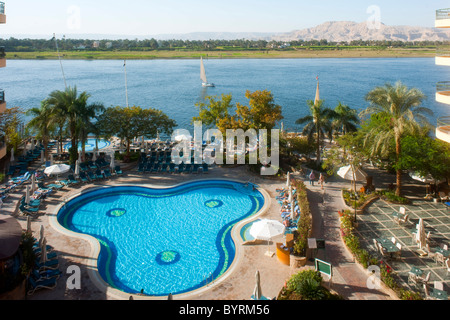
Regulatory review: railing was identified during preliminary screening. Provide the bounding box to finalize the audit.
[437,116,450,129]
[0,2,4,15]
[436,8,450,20]
[0,90,4,102]
[436,81,450,93]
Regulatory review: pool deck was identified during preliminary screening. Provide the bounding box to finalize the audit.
[1,162,406,300]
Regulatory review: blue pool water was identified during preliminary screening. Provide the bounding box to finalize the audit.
[57,180,264,296]
[64,138,111,152]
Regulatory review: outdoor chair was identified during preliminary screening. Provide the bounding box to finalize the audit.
[87,171,96,181]
[423,284,434,300]
[104,169,112,178]
[115,166,123,175]
[445,259,450,276]
[79,172,89,183]
[95,169,104,179]
[394,243,402,259]
[417,272,431,286]
[398,214,409,225]
[434,252,446,265]
[27,277,58,296]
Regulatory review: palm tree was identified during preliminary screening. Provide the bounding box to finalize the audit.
[333,102,359,136]
[26,100,55,162]
[296,99,336,165]
[77,102,104,162]
[47,86,93,163]
[360,81,433,196]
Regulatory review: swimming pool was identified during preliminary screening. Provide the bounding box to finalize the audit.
[56,180,265,296]
[64,138,111,152]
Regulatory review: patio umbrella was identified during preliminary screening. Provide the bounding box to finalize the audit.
[286,172,290,188]
[337,165,367,192]
[92,151,97,162]
[75,160,80,176]
[10,147,14,163]
[288,186,292,203]
[31,174,36,193]
[40,237,47,264]
[25,185,30,206]
[44,164,71,176]
[253,270,262,300]
[417,218,427,249]
[174,133,192,142]
[110,153,115,171]
[290,201,295,221]
[249,219,285,256]
[409,172,445,196]
[38,225,44,249]
[50,154,54,166]
[41,150,45,163]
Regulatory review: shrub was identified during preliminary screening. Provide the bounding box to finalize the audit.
[376,190,410,204]
[282,269,342,300]
[291,179,312,257]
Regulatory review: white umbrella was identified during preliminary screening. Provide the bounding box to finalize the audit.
[174,134,192,142]
[249,219,285,256]
[417,218,426,250]
[10,147,14,163]
[38,225,44,249]
[110,154,115,171]
[50,154,54,166]
[44,163,71,181]
[253,270,262,300]
[288,186,292,203]
[286,171,290,188]
[75,160,80,176]
[41,150,45,163]
[290,201,295,221]
[92,151,97,162]
[337,165,367,192]
[25,185,30,206]
[44,164,71,176]
[40,237,47,264]
[31,174,36,193]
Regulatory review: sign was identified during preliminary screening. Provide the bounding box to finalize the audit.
[315,259,332,278]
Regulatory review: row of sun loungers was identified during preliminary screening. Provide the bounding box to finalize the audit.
[138,162,209,174]
[276,187,300,234]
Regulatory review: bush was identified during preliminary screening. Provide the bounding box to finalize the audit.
[291,179,312,257]
[376,190,410,204]
[282,269,342,300]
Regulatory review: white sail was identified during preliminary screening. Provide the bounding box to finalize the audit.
[200,57,208,83]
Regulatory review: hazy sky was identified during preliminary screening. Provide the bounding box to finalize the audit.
[1,0,449,37]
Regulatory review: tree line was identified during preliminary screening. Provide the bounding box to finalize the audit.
[0,37,448,52]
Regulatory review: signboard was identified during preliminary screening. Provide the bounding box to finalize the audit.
[315,259,332,278]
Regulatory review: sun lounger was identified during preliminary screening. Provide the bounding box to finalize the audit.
[104,169,112,178]
[21,197,41,207]
[79,172,89,183]
[87,171,96,181]
[27,276,58,295]
[19,204,40,215]
[95,169,104,179]
[202,163,209,173]
[35,258,59,271]
[32,269,61,282]
[47,183,64,190]
[115,165,123,175]
[68,174,79,184]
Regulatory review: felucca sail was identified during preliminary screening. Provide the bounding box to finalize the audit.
[200,57,208,83]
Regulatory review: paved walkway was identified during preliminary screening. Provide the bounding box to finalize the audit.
[292,170,397,300]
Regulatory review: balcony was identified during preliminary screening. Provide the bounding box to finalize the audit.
[0,89,5,113]
[436,9,450,28]
[0,2,5,24]
[436,117,450,143]
[436,82,450,105]
[436,46,450,66]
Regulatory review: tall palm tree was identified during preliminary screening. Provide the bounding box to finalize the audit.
[47,86,93,163]
[333,102,359,136]
[77,102,104,162]
[296,99,336,165]
[360,81,433,196]
[26,100,55,162]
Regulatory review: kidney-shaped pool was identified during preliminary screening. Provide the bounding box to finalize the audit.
[56,180,265,296]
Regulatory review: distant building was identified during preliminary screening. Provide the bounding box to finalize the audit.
[105,42,112,49]
[93,41,100,48]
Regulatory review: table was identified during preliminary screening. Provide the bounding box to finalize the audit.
[435,247,450,258]
[376,238,400,257]
[430,288,448,300]
[408,266,423,284]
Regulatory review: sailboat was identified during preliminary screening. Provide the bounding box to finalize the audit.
[200,57,215,87]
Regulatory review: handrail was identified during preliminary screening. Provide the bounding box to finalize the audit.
[436,8,450,20]
[437,116,450,128]
[0,2,4,15]
[436,81,450,92]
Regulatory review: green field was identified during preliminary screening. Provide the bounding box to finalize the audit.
[5,47,436,60]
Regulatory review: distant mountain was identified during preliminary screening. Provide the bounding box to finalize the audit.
[5,21,450,42]
[272,21,450,42]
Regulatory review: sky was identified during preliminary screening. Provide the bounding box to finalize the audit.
[1,0,449,38]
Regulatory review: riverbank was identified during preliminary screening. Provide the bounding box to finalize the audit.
[6,48,436,60]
